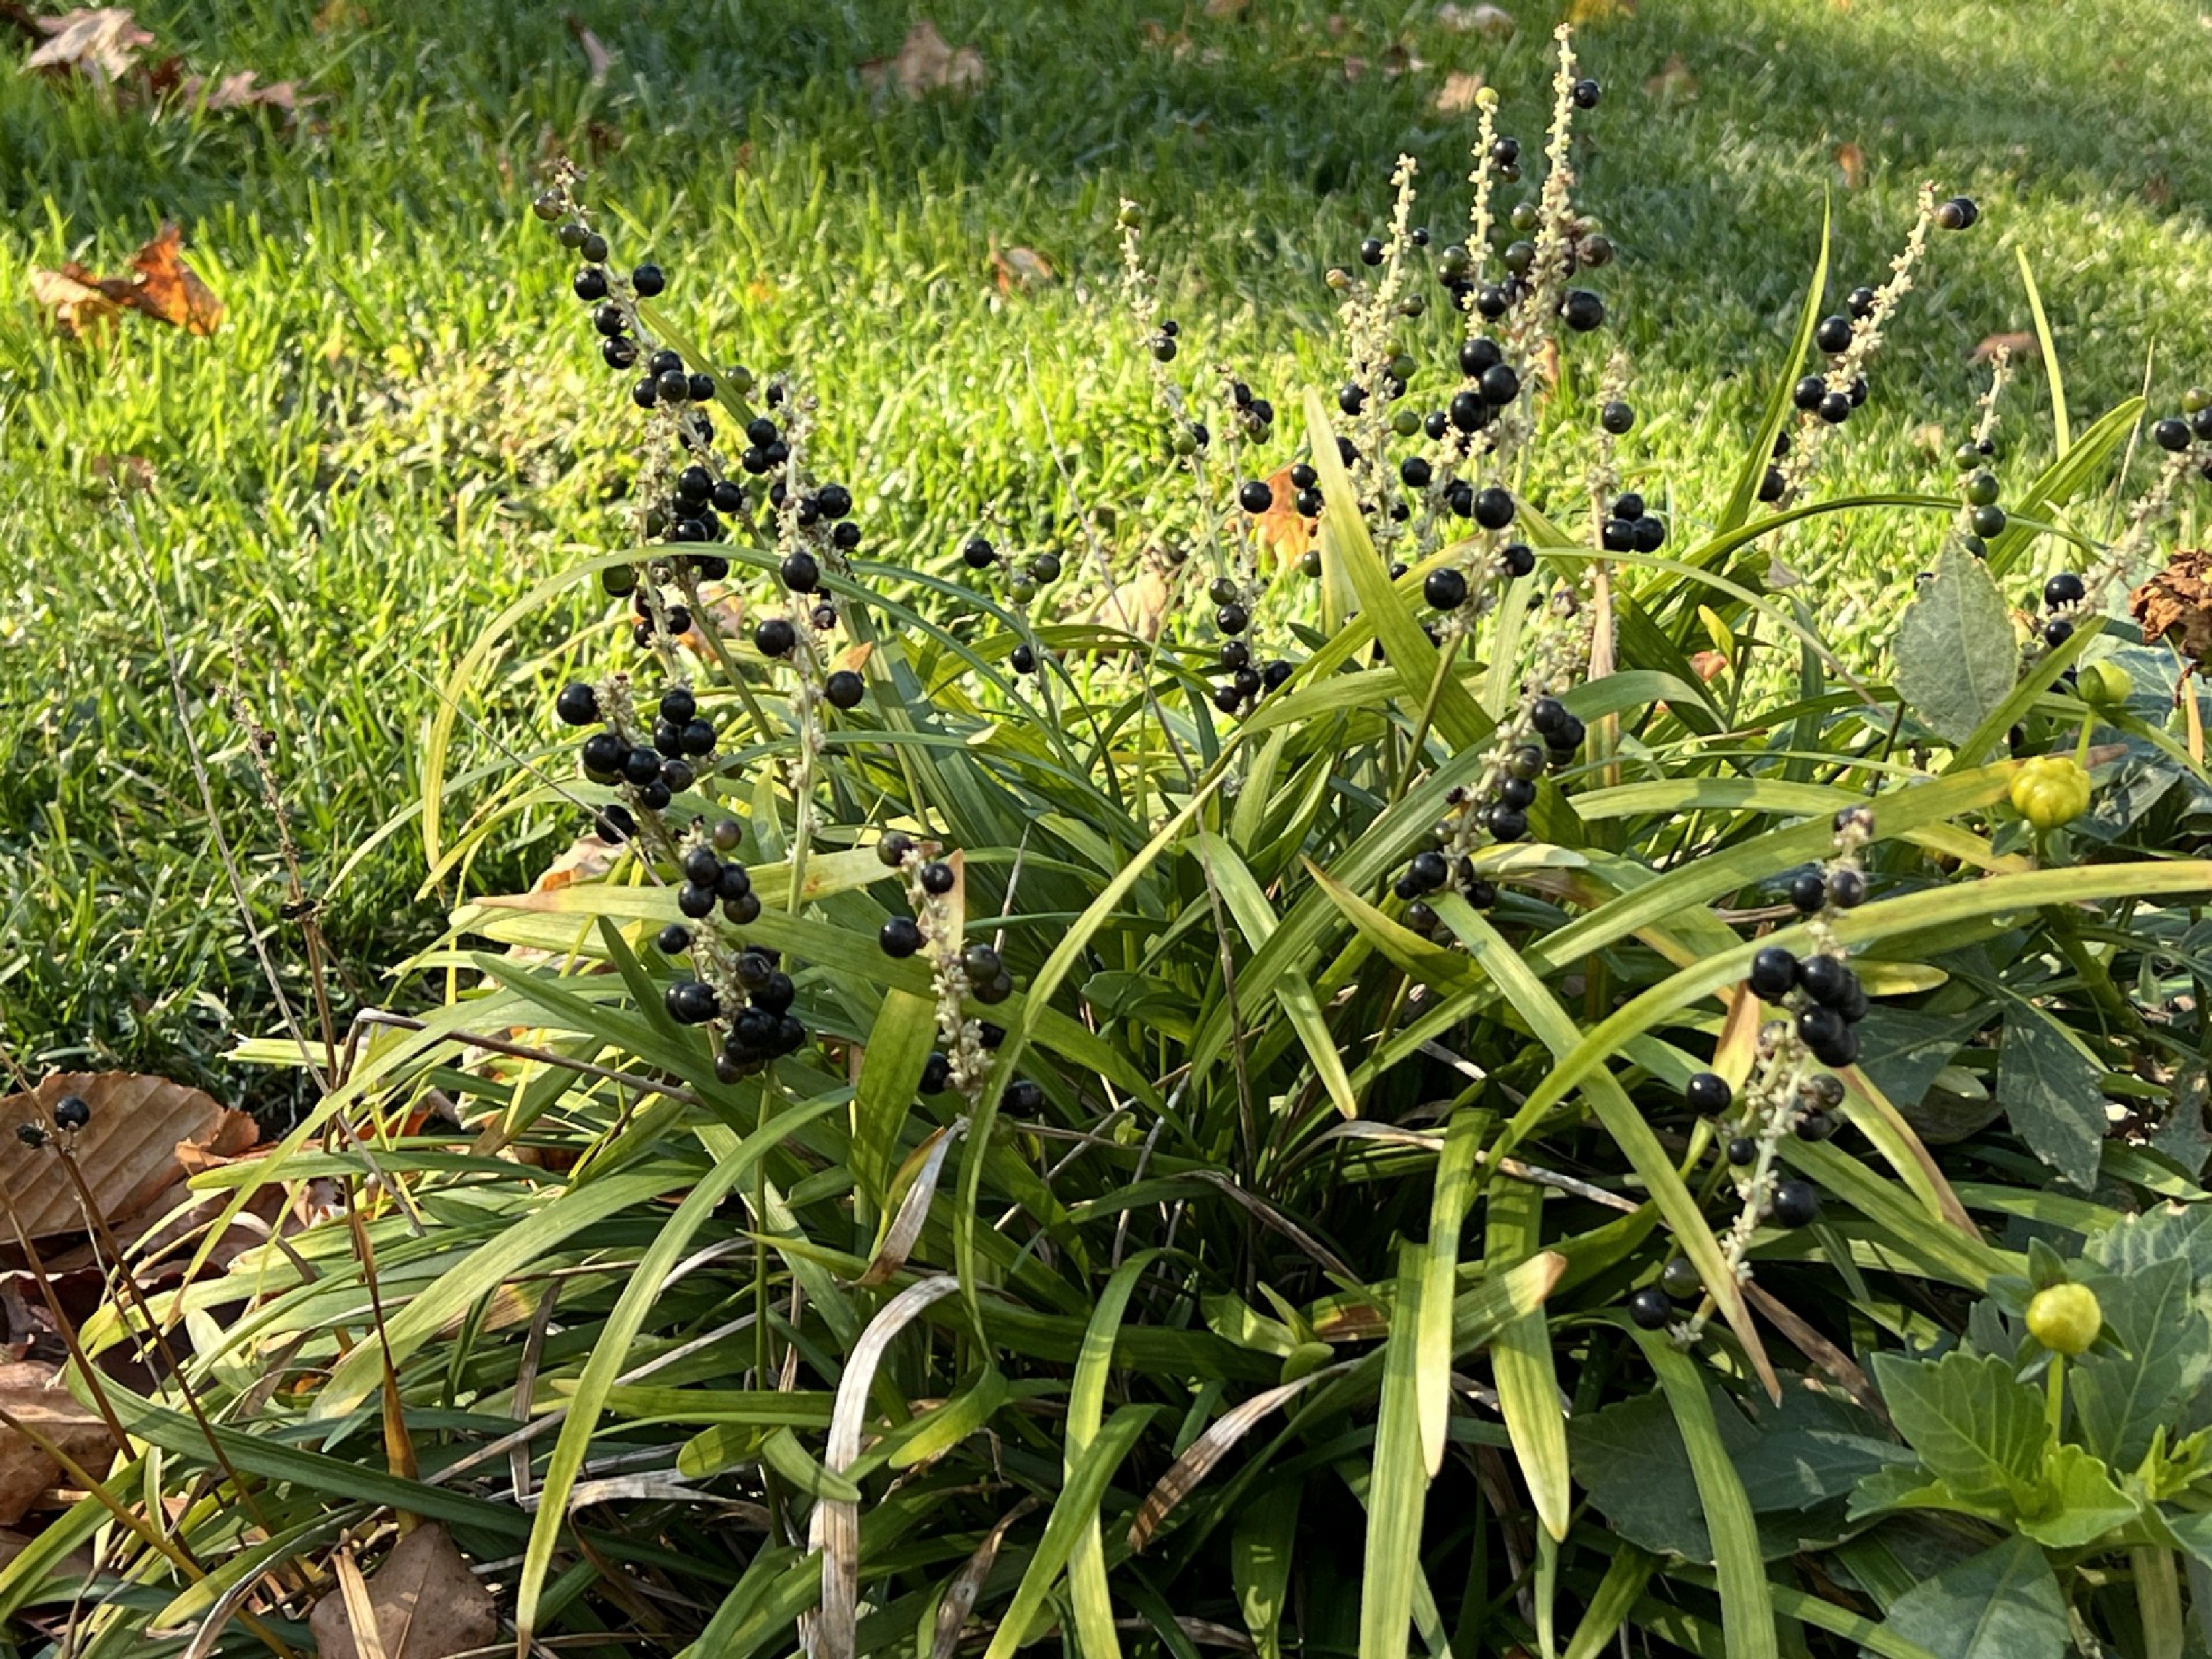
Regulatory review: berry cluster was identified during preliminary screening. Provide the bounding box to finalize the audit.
[873,831,1022,1104]
[559,676,715,826]
[1597,489,1666,555]
[959,536,1062,676]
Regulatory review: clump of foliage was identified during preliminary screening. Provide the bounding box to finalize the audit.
[15,27,2212,1659]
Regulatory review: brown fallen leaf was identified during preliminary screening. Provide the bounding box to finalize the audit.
[564,13,610,84]
[89,453,154,491]
[0,1360,117,1526]
[24,7,151,81]
[861,20,986,100]
[310,0,365,31]
[1565,0,1633,21]
[1434,69,1484,114]
[309,1524,499,1659]
[28,222,221,338]
[0,1072,257,1241]
[1250,466,1317,566]
[171,67,313,113]
[1969,330,2035,364]
[1202,0,1246,16]
[987,240,1054,296]
[1832,141,1866,191]
[1689,649,1728,682]
[2131,550,2212,669]
[1645,52,1695,101]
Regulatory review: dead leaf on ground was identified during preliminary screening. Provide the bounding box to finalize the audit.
[564,13,610,84]
[530,835,622,895]
[23,7,151,81]
[0,1072,257,1241]
[1645,52,1695,101]
[2131,550,2212,668]
[89,453,154,491]
[0,1360,118,1526]
[988,240,1055,295]
[1832,141,1866,191]
[1565,0,1633,21]
[1969,330,2035,364]
[310,0,365,31]
[1434,69,1484,113]
[1250,467,1317,566]
[861,20,986,100]
[171,67,314,113]
[1910,422,1948,456]
[1202,0,1246,16]
[29,223,221,338]
[1437,3,1514,36]
[309,1524,499,1659]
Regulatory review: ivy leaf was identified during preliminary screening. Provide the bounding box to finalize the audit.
[1997,1006,2107,1191]
[2072,1256,2212,1471]
[1875,1536,2067,1659]
[2018,1443,2138,1548]
[1893,544,2020,745]
[1870,1351,2047,1514]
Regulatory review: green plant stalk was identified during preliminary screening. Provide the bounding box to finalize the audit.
[2133,1546,2183,1659]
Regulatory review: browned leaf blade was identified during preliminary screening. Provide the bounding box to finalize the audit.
[861,20,986,99]
[308,1524,498,1659]
[27,264,122,337]
[0,1071,258,1240]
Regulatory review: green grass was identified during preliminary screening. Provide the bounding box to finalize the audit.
[4,0,2210,1110]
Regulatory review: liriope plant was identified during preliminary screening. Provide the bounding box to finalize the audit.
[24,29,2212,1659]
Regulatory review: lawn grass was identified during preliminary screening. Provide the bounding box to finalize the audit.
[3,0,2209,1111]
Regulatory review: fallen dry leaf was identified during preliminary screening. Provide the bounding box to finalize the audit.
[309,1524,499,1659]
[1434,68,1484,114]
[1250,466,1317,566]
[171,67,313,113]
[530,835,622,895]
[2132,550,2212,668]
[565,13,610,83]
[24,7,151,81]
[29,222,221,339]
[1645,52,1695,101]
[988,240,1055,296]
[861,20,986,100]
[1832,141,1866,191]
[1202,0,1246,16]
[1565,0,1633,20]
[1690,649,1728,682]
[1437,2,1514,36]
[0,1360,117,1525]
[89,453,154,491]
[1969,330,2036,364]
[1910,422,1949,456]
[0,1072,257,1241]
[310,0,365,31]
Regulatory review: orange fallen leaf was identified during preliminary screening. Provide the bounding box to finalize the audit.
[1832,141,1866,191]
[861,20,986,100]
[29,222,221,338]
[988,240,1055,295]
[0,1071,258,1241]
[1251,467,1317,566]
[23,7,151,81]
[1434,69,1484,114]
[1969,331,2035,363]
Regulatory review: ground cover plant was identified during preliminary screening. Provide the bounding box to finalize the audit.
[8,5,2212,1659]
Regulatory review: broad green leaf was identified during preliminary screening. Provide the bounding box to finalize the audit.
[1870,1351,2047,1514]
[1233,1484,1300,1659]
[852,988,937,1207]
[1874,1537,2067,1659]
[2019,1442,2138,1548]
[1893,544,2018,745]
[1998,1004,2108,1191]
[1630,1331,1776,1659]
[2073,1255,2212,1471]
